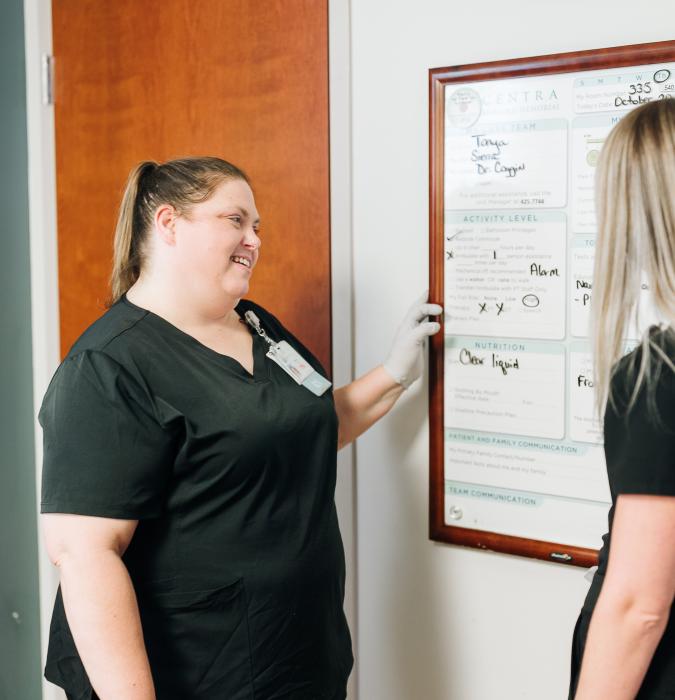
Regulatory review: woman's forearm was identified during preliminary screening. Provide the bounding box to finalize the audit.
[574,593,669,699]
[334,365,405,449]
[58,549,155,699]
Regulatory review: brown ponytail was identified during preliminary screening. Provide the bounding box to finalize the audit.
[110,161,157,304]
[108,156,250,305]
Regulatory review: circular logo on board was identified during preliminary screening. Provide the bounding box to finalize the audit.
[586,149,600,167]
[447,87,482,129]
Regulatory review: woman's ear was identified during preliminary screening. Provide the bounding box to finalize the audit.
[154,204,177,246]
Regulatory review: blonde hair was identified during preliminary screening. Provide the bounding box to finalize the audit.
[592,99,675,417]
[109,156,250,304]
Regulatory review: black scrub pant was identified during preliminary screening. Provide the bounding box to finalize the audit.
[568,612,585,699]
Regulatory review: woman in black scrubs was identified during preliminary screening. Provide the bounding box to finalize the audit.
[569,100,675,698]
[39,157,442,700]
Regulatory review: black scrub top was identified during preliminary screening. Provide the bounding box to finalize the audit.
[39,295,353,700]
[569,328,675,699]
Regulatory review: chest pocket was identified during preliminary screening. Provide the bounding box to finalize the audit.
[138,578,254,700]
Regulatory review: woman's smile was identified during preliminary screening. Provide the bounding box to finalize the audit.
[230,254,252,269]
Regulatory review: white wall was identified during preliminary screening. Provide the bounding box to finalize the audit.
[349,3,674,699]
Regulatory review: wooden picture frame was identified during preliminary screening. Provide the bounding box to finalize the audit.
[429,40,675,567]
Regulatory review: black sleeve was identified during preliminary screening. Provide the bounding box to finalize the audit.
[603,358,675,497]
[39,350,176,519]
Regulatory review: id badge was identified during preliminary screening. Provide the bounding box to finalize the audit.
[266,341,332,396]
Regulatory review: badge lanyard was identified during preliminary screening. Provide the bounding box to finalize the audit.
[243,311,332,396]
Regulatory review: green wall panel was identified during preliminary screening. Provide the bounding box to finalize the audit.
[0,0,43,697]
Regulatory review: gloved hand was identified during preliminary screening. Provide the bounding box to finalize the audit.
[382,290,443,389]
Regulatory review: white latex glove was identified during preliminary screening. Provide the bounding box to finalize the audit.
[382,290,443,389]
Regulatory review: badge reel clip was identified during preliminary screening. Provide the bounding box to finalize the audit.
[243,311,332,396]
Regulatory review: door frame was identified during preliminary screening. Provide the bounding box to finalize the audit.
[327,1,358,697]
[24,0,61,697]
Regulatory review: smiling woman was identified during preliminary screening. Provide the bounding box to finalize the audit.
[38,155,442,700]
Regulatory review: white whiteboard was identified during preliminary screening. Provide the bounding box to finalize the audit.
[430,47,675,562]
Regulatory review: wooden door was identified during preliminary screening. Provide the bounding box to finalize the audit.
[52,0,331,372]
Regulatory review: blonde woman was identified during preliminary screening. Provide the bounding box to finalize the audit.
[39,157,442,699]
[569,99,675,699]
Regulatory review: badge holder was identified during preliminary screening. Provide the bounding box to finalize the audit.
[243,311,332,396]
